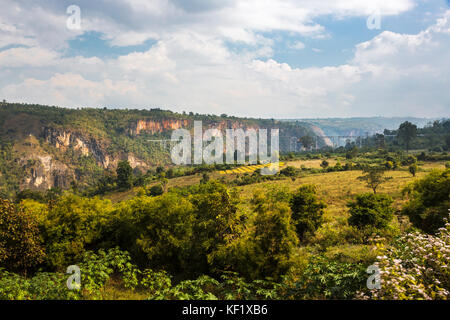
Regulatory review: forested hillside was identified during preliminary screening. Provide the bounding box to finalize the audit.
[0,102,321,198]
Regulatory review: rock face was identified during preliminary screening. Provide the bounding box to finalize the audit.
[42,127,112,168]
[22,155,72,190]
[130,119,264,135]
[131,119,190,135]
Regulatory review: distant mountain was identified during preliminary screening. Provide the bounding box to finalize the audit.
[281,117,439,138]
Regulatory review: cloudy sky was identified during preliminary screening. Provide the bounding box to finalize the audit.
[0,0,449,118]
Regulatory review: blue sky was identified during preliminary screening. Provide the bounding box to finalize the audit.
[0,0,449,118]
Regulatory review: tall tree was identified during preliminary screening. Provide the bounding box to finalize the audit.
[289,185,327,240]
[117,160,133,190]
[397,121,417,153]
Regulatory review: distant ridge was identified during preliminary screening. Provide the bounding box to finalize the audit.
[280,117,441,138]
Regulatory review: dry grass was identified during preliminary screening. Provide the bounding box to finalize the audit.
[237,161,444,221]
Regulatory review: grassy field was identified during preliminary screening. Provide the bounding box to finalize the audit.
[106,159,446,211]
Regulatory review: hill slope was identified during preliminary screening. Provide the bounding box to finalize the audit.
[0,102,323,197]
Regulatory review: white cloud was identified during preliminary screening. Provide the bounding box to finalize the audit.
[289,41,306,50]
[0,0,416,49]
[0,47,58,68]
[0,1,448,118]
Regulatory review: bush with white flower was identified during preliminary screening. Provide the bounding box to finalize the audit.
[357,217,449,300]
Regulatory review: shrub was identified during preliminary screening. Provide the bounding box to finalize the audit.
[320,160,329,169]
[78,248,139,298]
[148,184,164,197]
[347,193,395,230]
[384,161,394,170]
[0,269,80,300]
[289,185,327,240]
[251,196,299,280]
[357,219,450,300]
[289,255,366,299]
[212,187,298,281]
[402,169,450,234]
[280,166,298,177]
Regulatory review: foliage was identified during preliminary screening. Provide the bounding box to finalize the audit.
[289,255,366,299]
[289,185,327,240]
[135,193,195,274]
[397,121,417,153]
[251,195,299,280]
[116,160,133,190]
[409,163,418,177]
[189,181,241,275]
[347,193,395,230]
[357,219,450,300]
[0,199,45,274]
[320,160,329,169]
[402,169,450,234]
[41,194,113,270]
[78,248,139,298]
[358,166,392,194]
[280,166,298,177]
[0,269,80,300]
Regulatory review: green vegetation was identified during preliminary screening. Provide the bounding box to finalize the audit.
[397,121,417,153]
[1,162,448,300]
[402,169,450,234]
[289,185,326,240]
[116,161,133,190]
[347,193,395,230]
[0,199,45,274]
[358,166,392,194]
[0,104,449,300]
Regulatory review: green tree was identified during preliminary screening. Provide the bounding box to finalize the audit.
[42,195,113,270]
[397,121,417,153]
[409,163,418,177]
[299,135,315,151]
[161,178,169,191]
[0,198,45,274]
[116,161,133,190]
[402,169,450,234]
[135,193,195,274]
[347,193,395,230]
[189,182,240,275]
[358,166,392,194]
[320,160,329,169]
[244,189,299,279]
[166,168,175,179]
[346,146,359,160]
[289,185,327,240]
